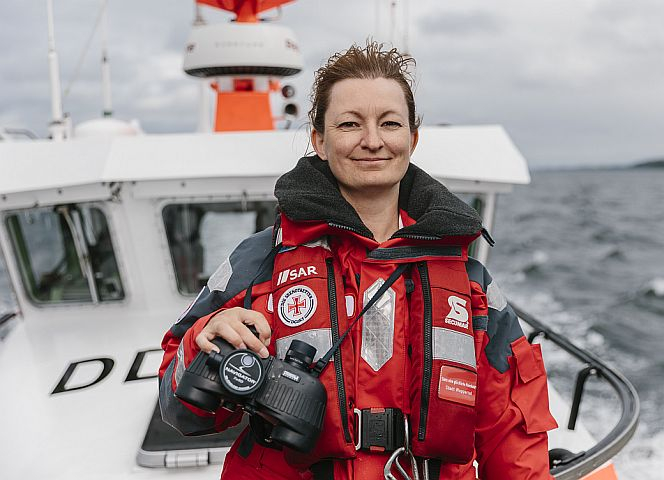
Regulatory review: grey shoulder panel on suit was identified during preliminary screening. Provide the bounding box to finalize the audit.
[169,227,274,338]
[466,257,523,373]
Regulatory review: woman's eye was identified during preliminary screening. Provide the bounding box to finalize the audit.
[382,121,403,128]
[338,121,359,128]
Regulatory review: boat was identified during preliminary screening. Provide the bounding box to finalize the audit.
[0,1,638,478]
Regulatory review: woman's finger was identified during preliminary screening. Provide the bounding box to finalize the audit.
[236,309,272,346]
[195,330,219,354]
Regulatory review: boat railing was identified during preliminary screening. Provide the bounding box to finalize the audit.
[511,303,640,479]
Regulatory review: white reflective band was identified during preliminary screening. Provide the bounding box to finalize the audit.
[486,280,507,311]
[345,295,355,317]
[432,327,476,369]
[267,293,274,313]
[208,257,233,292]
[275,328,333,363]
[361,278,396,372]
[175,342,186,386]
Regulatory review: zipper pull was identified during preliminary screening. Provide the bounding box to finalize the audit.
[481,228,495,247]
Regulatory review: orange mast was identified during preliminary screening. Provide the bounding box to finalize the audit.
[192,0,298,132]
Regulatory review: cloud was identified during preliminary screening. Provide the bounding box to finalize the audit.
[1,0,662,166]
[418,10,503,36]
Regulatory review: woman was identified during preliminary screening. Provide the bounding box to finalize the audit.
[159,42,557,480]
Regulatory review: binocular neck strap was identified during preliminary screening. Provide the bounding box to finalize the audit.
[313,262,410,377]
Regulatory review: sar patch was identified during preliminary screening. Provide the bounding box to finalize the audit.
[276,265,318,286]
[278,285,317,327]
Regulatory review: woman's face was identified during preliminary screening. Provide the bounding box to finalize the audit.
[312,77,418,199]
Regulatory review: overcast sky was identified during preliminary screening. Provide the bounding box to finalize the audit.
[1,0,663,168]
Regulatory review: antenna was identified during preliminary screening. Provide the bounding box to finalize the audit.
[193,3,211,132]
[46,0,67,141]
[100,0,112,117]
[403,0,409,54]
[390,0,397,47]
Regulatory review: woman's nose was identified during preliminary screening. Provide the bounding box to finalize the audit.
[360,125,384,150]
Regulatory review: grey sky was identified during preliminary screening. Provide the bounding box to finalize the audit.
[1,0,662,168]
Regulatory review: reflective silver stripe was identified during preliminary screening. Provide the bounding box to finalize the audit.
[276,328,333,363]
[361,278,396,372]
[207,256,233,292]
[432,327,476,369]
[486,279,507,311]
[175,342,185,386]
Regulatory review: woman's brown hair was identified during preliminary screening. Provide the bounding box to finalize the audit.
[309,41,421,133]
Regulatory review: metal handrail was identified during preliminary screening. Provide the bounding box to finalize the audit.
[511,303,640,480]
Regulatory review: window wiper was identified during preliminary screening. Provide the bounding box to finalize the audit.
[57,205,100,303]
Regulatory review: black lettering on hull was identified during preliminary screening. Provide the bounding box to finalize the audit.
[124,348,161,382]
[51,358,115,395]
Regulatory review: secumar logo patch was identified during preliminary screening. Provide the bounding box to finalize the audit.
[278,285,317,327]
[444,295,469,329]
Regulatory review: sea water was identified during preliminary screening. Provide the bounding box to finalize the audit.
[1,168,662,477]
[490,168,664,478]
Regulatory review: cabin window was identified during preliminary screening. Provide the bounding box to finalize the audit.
[162,201,277,295]
[5,204,124,304]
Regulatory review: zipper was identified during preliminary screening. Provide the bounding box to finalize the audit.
[326,258,352,443]
[327,222,368,237]
[417,261,433,441]
[393,233,441,241]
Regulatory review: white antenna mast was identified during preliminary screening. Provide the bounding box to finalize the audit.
[101,0,113,117]
[390,0,397,47]
[375,0,381,39]
[403,0,409,54]
[46,0,67,141]
[194,3,211,133]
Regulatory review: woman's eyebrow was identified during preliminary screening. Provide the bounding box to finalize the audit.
[336,109,404,119]
[336,110,362,118]
[378,110,405,119]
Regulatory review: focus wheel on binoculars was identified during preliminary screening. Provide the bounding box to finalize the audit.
[219,349,264,396]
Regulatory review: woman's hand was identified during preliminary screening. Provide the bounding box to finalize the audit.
[195,307,272,358]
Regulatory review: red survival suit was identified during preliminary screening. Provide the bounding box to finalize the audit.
[159,156,557,479]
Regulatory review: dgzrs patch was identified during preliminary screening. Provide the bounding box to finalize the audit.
[278,285,318,327]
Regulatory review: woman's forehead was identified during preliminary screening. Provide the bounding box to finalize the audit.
[326,78,409,116]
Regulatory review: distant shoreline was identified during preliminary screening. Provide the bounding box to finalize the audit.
[632,159,664,169]
[531,159,664,173]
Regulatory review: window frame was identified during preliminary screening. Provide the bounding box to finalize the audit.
[2,202,127,308]
[159,197,278,297]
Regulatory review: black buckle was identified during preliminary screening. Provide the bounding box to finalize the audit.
[354,407,405,452]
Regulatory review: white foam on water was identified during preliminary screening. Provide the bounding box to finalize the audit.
[532,250,550,265]
[614,426,664,479]
[645,277,664,297]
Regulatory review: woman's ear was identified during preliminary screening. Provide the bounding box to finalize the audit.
[410,129,419,155]
[311,129,327,160]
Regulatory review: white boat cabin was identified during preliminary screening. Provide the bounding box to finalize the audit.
[0,126,530,478]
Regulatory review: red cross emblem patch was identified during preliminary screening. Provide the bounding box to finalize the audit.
[278,285,317,327]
